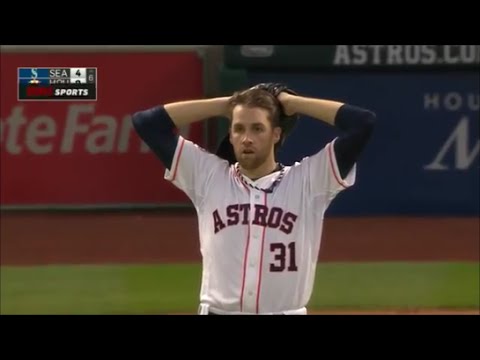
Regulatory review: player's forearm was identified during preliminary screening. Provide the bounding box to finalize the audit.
[287,96,345,126]
[164,97,231,128]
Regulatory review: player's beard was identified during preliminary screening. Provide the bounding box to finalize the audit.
[235,144,272,171]
[237,153,265,170]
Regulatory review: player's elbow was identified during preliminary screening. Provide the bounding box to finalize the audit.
[362,109,376,131]
[351,108,376,139]
[335,104,376,133]
[351,106,376,131]
[132,107,155,137]
[131,105,177,141]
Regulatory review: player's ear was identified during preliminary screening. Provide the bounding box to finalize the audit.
[228,125,234,144]
[273,126,282,144]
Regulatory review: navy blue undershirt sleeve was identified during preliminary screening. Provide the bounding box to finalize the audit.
[131,105,178,170]
[332,104,376,179]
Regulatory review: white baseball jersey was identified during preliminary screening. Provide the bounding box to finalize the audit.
[165,136,356,314]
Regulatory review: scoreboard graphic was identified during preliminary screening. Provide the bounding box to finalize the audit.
[18,67,97,101]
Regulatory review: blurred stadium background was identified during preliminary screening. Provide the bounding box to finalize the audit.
[1,45,479,314]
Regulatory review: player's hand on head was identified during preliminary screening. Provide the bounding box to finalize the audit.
[277,92,296,116]
[250,82,299,117]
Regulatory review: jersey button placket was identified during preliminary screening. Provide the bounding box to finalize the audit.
[241,190,260,312]
[246,190,264,312]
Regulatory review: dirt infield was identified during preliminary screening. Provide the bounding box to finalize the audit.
[1,212,478,265]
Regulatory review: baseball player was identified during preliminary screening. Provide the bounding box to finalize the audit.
[132,83,376,315]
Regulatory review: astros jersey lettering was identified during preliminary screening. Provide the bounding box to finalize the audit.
[165,136,356,314]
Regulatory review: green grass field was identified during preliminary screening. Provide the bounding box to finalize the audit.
[1,262,478,314]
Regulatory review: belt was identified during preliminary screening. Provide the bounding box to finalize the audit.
[199,304,307,315]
